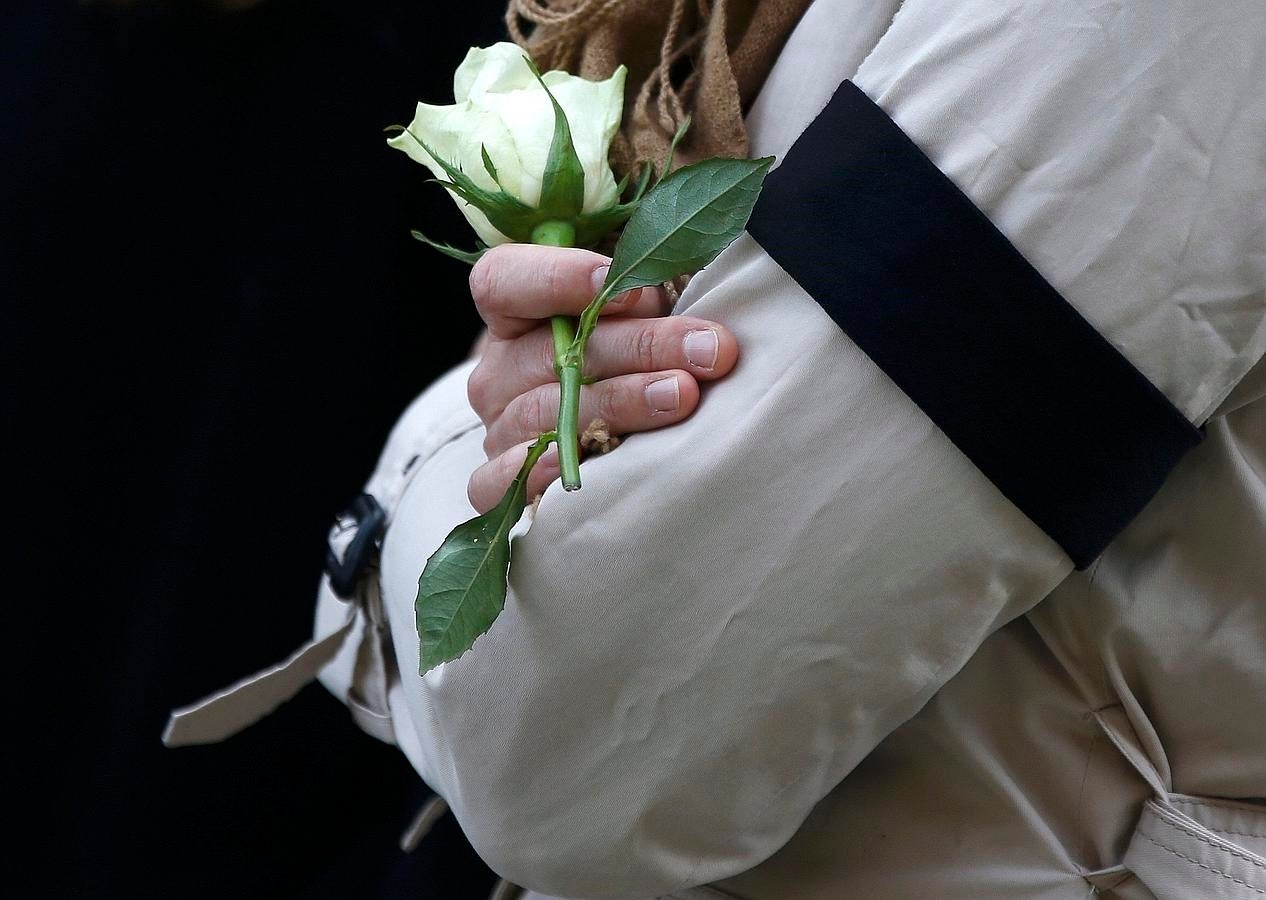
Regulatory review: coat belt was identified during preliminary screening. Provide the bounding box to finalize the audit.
[162,511,396,748]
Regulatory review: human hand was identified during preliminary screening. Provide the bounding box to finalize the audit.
[465,244,740,513]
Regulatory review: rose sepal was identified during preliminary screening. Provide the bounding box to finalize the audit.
[410,230,488,265]
[524,58,586,223]
[395,126,549,243]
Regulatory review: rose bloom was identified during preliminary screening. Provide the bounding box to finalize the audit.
[389,43,626,246]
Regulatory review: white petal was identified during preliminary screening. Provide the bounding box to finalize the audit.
[545,65,626,213]
[473,64,626,213]
[387,101,518,246]
[456,203,512,248]
[454,43,538,103]
[472,87,554,208]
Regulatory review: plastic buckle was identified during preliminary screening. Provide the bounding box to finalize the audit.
[325,493,387,600]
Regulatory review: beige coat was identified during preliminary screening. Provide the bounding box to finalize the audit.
[167,0,1266,896]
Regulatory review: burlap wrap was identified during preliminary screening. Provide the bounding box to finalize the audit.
[506,0,813,178]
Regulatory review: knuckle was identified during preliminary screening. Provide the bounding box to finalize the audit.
[596,381,623,423]
[538,329,559,376]
[518,388,548,435]
[632,324,659,371]
[544,255,565,307]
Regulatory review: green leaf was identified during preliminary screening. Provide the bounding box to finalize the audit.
[410,230,487,265]
[525,57,586,220]
[414,433,555,673]
[599,155,774,299]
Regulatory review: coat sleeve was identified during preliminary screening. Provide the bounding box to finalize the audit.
[373,1,1266,896]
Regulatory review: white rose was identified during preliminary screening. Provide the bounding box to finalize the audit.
[388,43,627,247]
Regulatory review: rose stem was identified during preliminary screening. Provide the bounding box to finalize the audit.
[530,220,583,491]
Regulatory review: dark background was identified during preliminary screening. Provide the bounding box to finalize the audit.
[4,0,507,896]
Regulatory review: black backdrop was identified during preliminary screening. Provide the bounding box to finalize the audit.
[4,1,509,896]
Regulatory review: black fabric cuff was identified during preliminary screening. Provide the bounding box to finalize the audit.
[745,80,1203,569]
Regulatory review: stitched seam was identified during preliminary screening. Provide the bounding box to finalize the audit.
[1154,815,1266,869]
[1084,555,1122,718]
[1174,797,1266,822]
[1174,798,1266,812]
[1169,800,1266,837]
[399,410,481,480]
[1137,831,1266,894]
[1073,718,1102,870]
[386,417,483,516]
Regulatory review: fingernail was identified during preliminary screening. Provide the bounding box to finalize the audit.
[608,286,642,308]
[683,329,719,370]
[591,265,610,294]
[645,375,680,412]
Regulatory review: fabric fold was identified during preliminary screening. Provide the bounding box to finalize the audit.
[162,608,357,747]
